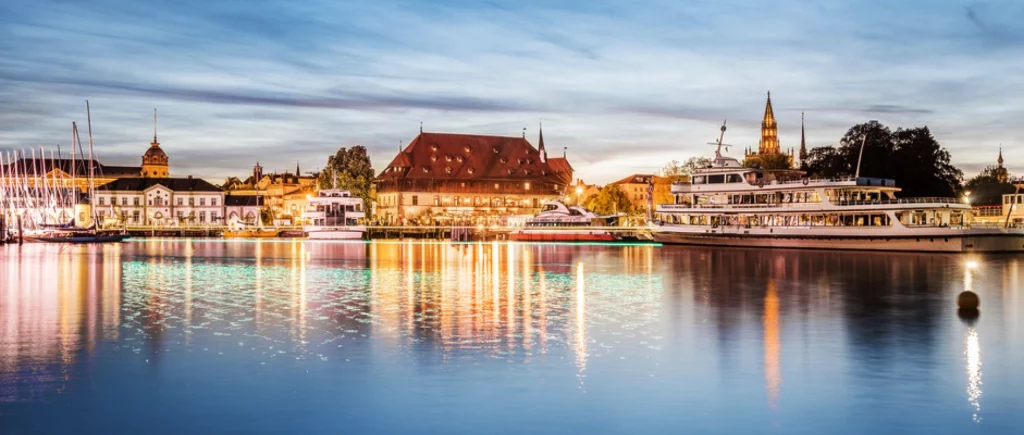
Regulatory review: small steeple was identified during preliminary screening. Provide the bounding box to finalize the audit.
[998,145,1004,167]
[420,122,423,134]
[152,108,159,146]
[538,121,547,163]
[799,112,808,163]
[296,160,300,176]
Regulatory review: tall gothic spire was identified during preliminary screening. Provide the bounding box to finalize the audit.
[759,91,780,155]
[538,121,547,163]
[799,112,808,163]
[998,145,1004,167]
[296,160,300,175]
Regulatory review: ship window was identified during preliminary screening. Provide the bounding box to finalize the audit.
[708,174,725,184]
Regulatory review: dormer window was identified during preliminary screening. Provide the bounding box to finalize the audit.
[492,146,500,154]
[464,145,472,153]
[517,158,524,165]
[445,155,453,162]
[456,156,464,163]
[422,166,430,173]
[431,144,439,151]
[468,168,475,174]
[500,157,508,164]
[507,168,515,175]
[431,155,438,162]
[445,166,453,175]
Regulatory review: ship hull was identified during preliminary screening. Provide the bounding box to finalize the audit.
[305,226,366,240]
[509,230,617,243]
[651,226,1024,252]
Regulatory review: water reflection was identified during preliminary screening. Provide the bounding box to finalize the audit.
[1,241,1022,434]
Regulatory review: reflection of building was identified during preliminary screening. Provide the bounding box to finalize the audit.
[743,92,795,169]
[374,128,573,221]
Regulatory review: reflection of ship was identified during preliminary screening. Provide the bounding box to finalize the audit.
[510,201,621,242]
[652,122,1024,252]
[302,190,366,240]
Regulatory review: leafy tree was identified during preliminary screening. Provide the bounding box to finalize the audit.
[584,184,634,216]
[663,156,712,176]
[801,121,962,197]
[742,153,793,170]
[318,145,376,212]
[964,166,1016,206]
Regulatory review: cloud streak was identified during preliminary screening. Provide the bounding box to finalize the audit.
[1,0,1023,182]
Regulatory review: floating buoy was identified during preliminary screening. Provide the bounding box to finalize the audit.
[957,291,980,310]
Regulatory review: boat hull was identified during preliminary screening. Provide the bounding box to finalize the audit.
[651,225,1024,252]
[25,233,131,244]
[223,229,281,238]
[305,226,366,240]
[509,230,617,243]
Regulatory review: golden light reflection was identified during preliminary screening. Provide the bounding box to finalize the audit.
[0,245,123,402]
[965,327,982,422]
[574,261,587,390]
[764,280,781,409]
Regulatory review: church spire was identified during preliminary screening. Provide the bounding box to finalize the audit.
[538,121,547,163]
[296,160,300,175]
[152,108,159,145]
[998,145,1004,167]
[759,91,779,155]
[799,112,807,163]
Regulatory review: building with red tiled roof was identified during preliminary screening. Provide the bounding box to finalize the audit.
[374,128,573,221]
[609,174,656,213]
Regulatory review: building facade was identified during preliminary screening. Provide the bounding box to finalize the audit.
[374,129,573,222]
[95,177,225,226]
[222,162,317,223]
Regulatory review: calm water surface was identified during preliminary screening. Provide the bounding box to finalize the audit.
[1,240,1023,434]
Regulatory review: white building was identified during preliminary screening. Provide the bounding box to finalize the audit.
[94,176,226,226]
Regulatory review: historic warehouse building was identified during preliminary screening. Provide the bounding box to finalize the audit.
[374,128,573,222]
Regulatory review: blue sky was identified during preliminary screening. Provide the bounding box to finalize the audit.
[2,0,1023,184]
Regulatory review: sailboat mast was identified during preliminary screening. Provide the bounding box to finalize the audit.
[86,100,97,227]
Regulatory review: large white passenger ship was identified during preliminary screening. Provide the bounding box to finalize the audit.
[652,129,1024,252]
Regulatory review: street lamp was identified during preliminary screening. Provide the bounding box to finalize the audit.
[963,190,972,205]
[576,186,583,205]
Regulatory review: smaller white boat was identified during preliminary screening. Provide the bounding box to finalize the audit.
[510,200,621,242]
[302,190,366,240]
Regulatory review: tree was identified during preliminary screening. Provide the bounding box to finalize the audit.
[584,184,634,216]
[742,153,793,170]
[801,122,962,197]
[964,166,1016,206]
[318,145,376,212]
[663,156,712,176]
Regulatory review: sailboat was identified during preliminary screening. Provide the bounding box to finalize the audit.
[23,101,130,243]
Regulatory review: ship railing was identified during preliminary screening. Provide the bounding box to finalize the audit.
[832,197,967,206]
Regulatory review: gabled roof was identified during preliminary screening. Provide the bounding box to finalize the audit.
[97,177,222,192]
[610,174,655,185]
[376,132,571,182]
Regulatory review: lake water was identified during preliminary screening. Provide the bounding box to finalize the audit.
[1,240,1022,434]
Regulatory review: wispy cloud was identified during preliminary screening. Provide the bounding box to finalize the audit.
[1,0,1023,182]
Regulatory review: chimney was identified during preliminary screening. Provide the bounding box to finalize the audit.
[188,175,193,180]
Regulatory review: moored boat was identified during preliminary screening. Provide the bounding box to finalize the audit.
[510,200,620,242]
[302,189,366,240]
[651,124,1024,252]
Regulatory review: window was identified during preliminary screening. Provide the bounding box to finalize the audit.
[189,198,195,206]
[210,212,218,221]
[122,197,127,206]
[133,198,139,206]
[494,183,499,190]
[132,211,140,222]
[98,197,104,206]
[177,211,184,220]
[412,195,418,206]
[199,211,206,223]
[211,198,217,206]
[177,198,183,206]
[200,198,206,206]
[148,199,152,206]
[524,182,530,190]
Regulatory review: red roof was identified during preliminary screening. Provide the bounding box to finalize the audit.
[376,132,572,182]
[610,174,655,185]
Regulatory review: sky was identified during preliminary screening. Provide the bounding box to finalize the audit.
[1,0,1023,185]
